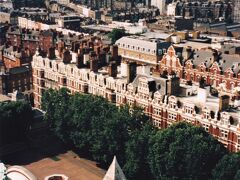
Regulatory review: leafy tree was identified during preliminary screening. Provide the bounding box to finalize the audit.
[148,122,228,180]
[123,123,157,180]
[0,101,33,145]
[108,28,126,44]
[212,153,240,180]
[42,88,234,180]
[42,88,71,142]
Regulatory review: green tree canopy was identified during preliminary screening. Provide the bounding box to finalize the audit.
[41,89,152,168]
[0,101,33,146]
[148,122,228,180]
[123,123,157,180]
[108,28,126,44]
[212,152,240,180]
[42,89,233,180]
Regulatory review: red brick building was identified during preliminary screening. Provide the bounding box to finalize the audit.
[158,45,240,97]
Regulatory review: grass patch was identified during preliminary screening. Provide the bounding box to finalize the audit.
[50,156,60,161]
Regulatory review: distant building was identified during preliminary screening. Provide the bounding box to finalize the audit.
[18,17,58,30]
[116,36,171,66]
[233,0,240,23]
[57,15,81,29]
[151,0,166,15]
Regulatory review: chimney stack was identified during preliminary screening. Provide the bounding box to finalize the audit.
[108,61,117,77]
[62,49,72,64]
[76,51,84,68]
[48,47,56,59]
[57,41,65,58]
[13,46,17,51]
[90,51,98,72]
[110,45,118,59]
[122,61,137,83]
[219,95,230,111]
[211,50,219,63]
[182,46,192,60]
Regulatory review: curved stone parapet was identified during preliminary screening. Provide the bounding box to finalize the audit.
[7,165,37,180]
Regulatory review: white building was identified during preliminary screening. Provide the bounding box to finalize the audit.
[167,3,177,16]
[18,17,59,30]
[151,0,166,15]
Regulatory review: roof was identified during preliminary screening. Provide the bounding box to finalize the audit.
[103,156,127,180]
[191,50,214,68]
[116,36,158,51]
[9,66,29,74]
[142,32,172,40]
[219,54,240,73]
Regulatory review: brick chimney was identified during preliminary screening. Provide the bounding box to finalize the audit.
[76,50,84,68]
[72,42,80,53]
[62,49,72,64]
[94,46,101,55]
[108,61,117,77]
[57,41,65,58]
[110,45,118,59]
[48,47,55,59]
[90,51,98,72]
[219,95,230,111]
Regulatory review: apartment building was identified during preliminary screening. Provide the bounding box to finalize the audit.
[0,46,32,100]
[157,45,240,98]
[116,36,171,66]
[32,42,240,152]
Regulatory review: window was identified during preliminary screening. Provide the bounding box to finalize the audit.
[238,136,240,144]
[220,130,228,140]
[185,106,193,114]
[153,108,161,116]
[168,113,177,121]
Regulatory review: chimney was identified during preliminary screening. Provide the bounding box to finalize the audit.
[182,46,192,60]
[211,50,218,63]
[57,41,65,58]
[192,31,200,39]
[94,46,101,55]
[219,95,230,111]
[110,45,118,59]
[90,51,98,72]
[62,49,72,64]
[87,41,94,48]
[13,46,17,51]
[125,62,137,83]
[90,59,98,72]
[108,61,117,77]
[72,42,80,53]
[76,53,84,68]
[48,47,55,59]
[167,76,180,96]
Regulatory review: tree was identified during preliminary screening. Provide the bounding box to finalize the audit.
[148,122,228,180]
[108,28,126,44]
[42,88,71,142]
[0,101,33,145]
[212,153,240,180]
[123,123,157,180]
